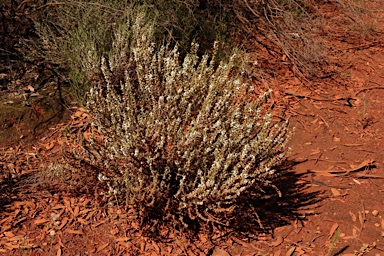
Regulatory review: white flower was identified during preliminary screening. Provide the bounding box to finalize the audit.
[50,213,59,221]
[98,173,109,182]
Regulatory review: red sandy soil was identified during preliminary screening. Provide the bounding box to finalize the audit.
[1,1,384,255]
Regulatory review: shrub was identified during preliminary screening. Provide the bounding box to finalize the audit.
[68,10,290,232]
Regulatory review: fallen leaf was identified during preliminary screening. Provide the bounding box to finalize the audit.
[349,211,357,222]
[3,232,15,237]
[310,149,321,155]
[353,179,361,185]
[152,241,160,252]
[85,211,96,220]
[88,247,96,253]
[8,236,26,241]
[231,237,249,247]
[115,237,131,242]
[274,250,282,256]
[5,243,21,249]
[0,217,10,225]
[358,211,364,225]
[328,223,339,239]
[57,217,68,230]
[131,221,140,229]
[73,206,80,217]
[78,209,92,216]
[110,227,119,235]
[96,243,109,253]
[350,159,374,170]
[34,218,49,225]
[342,236,357,240]
[333,136,341,142]
[83,131,92,141]
[313,102,323,109]
[92,220,105,228]
[140,241,145,251]
[77,218,88,225]
[212,247,230,256]
[72,108,87,118]
[286,246,296,256]
[119,242,131,248]
[352,226,359,237]
[21,243,38,249]
[1,225,11,232]
[310,118,318,124]
[65,229,84,235]
[270,236,283,247]
[63,198,71,211]
[331,188,340,197]
[27,85,35,92]
[45,142,55,150]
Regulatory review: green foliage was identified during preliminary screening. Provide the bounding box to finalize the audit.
[67,11,290,231]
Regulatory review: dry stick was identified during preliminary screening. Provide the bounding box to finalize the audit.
[317,114,329,128]
[309,174,351,189]
[355,86,384,96]
[355,173,384,179]
[285,91,355,103]
[358,200,366,239]
[314,150,324,165]
[307,158,347,164]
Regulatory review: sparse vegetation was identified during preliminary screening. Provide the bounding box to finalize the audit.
[21,0,373,236]
[2,0,383,253]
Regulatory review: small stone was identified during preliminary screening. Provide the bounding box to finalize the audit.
[372,210,379,216]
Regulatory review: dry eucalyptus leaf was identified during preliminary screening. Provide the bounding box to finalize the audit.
[328,223,339,240]
[270,236,284,247]
[349,210,357,222]
[331,188,341,197]
[286,246,296,256]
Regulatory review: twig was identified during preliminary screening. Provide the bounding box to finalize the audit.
[318,115,329,128]
[358,200,366,239]
[355,86,384,96]
[309,174,351,189]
